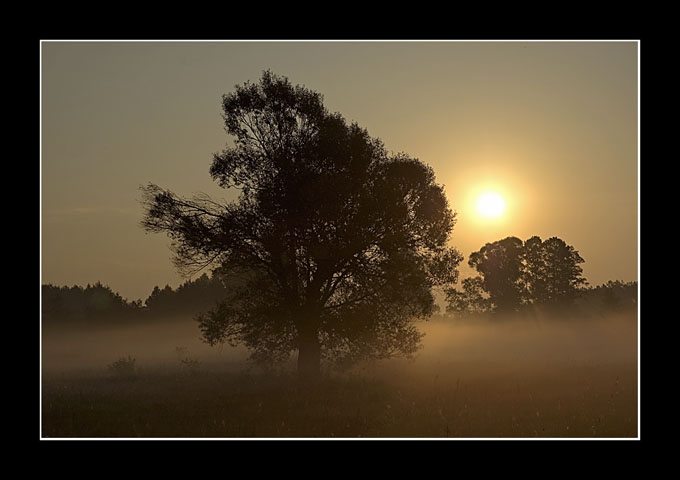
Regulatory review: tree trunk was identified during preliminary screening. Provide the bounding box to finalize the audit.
[297,319,321,381]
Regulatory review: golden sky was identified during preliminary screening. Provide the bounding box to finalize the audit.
[41,41,638,301]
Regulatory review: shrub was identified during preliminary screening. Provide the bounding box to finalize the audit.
[107,356,138,379]
[175,347,201,372]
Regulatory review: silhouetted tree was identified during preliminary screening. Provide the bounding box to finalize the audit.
[468,237,526,312]
[537,237,587,304]
[523,235,549,304]
[141,71,462,379]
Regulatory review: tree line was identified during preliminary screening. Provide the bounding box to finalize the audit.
[41,273,230,324]
[41,254,637,326]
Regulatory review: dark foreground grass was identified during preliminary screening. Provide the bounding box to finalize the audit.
[41,361,637,438]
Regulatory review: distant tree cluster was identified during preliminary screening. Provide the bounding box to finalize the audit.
[446,236,589,315]
[446,236,638,318]
[42,282,141,323]
[144,273,231,317]
[576,280,638,314]
[42,273,229,324]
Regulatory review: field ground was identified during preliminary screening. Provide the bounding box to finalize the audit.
[41,312,638,438]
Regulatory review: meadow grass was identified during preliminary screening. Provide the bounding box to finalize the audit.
[41,313,638,438]
[41,360,637,438]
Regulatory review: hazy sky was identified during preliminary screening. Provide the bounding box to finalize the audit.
[41,41,638,301]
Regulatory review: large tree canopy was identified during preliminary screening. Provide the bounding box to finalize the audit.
[141,71,462,378]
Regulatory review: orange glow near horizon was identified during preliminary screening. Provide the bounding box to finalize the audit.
[41,41,638,300]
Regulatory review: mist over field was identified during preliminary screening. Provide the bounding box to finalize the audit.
[41,44,638,439]
[42,311,637,376]
[416,312,637,374]
[42,316,249,375]
[41,311,637,438]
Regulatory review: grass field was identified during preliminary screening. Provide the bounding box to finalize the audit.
[41,312,638,438]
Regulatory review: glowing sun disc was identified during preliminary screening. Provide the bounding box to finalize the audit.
[476,192,505,218]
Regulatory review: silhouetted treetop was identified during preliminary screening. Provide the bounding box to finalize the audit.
[141,71,463,378]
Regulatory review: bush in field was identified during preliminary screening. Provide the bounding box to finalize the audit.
[107,356,138,379]
[175,347,201,372]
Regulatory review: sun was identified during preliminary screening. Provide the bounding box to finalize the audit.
[476,192,505,218]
